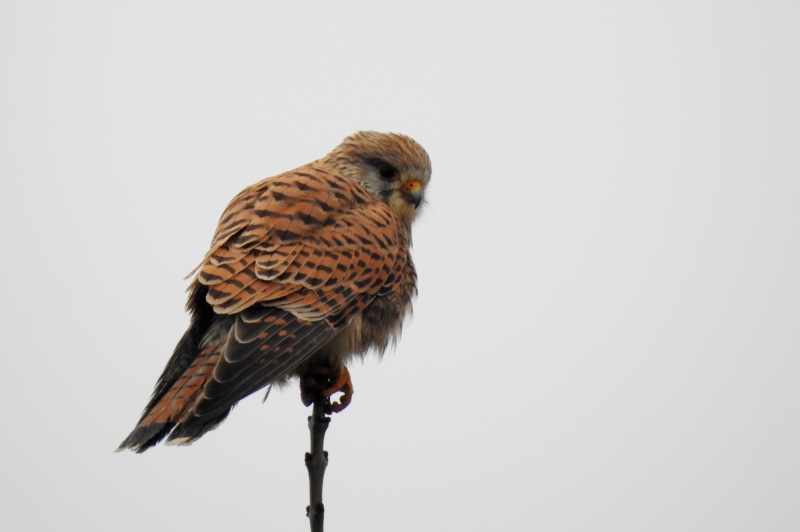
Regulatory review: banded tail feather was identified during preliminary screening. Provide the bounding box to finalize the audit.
[117,287,335,453]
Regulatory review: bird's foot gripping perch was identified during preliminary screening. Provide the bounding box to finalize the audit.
[301,365,353,413]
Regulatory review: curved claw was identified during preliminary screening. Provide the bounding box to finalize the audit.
[300,365,354,413]
[324,367,353,412]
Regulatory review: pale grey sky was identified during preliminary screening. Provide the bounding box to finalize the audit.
[1,1,799,531]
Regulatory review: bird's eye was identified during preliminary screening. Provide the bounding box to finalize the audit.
[379,165,396,179]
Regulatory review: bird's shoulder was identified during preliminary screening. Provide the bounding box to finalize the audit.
[192,162,410,324]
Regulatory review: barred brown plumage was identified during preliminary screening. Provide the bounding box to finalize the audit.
[118,131,431,452]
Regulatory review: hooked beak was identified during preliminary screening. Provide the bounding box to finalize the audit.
[402,180,423,209]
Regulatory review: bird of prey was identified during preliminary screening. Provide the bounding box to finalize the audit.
[118,132,431,452]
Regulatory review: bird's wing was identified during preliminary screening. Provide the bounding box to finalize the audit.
[139,163,410,443]
[120,163,411,451]
[161,305,336,444]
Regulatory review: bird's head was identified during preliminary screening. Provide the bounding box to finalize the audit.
[326,131,431,225]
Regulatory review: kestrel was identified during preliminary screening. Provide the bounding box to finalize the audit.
[118,132,431,452]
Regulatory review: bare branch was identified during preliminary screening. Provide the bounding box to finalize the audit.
[305,398,331,532]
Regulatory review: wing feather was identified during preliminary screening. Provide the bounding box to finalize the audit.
[122,160,411,449]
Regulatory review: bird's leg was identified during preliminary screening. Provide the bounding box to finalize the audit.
[300,365,353,413]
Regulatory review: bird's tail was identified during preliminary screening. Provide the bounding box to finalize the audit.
[116,311,234,453]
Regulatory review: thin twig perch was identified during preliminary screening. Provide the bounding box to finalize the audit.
[305,398,331,532]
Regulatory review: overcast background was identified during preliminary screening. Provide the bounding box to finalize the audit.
[1,1,799,531]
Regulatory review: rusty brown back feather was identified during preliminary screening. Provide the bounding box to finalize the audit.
[195,162,409,327]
